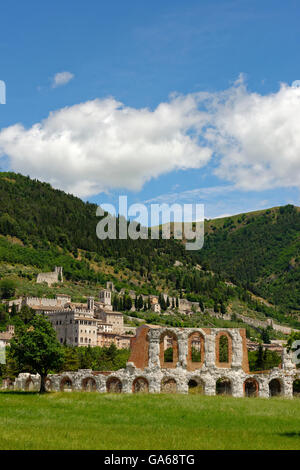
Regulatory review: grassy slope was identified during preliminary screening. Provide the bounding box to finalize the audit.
[0,392,299,450]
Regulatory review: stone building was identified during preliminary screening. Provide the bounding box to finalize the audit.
[11,326,300,397]
[0,325,15,345]
[99,289,112,307]
[39,293,133,349]
[97,332,132,349]
[24,294,71,310]
[36,266,63,286]
[46,308,99,346]
[151,303,161,313]
[95,310,124,334]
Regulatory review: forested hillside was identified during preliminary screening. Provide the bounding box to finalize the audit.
[198,205,300,312]
[0,172,197,278]
[0,171,299,319]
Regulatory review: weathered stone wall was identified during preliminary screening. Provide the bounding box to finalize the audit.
[9,326,300,398]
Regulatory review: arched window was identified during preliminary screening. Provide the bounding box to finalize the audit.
[160,331,178,368]
[219,335,229,363]
[132,377,149,393]
[293,379,300,397]
[25,378,35,391]
[82,377,97,392]
[216,377,232,395]
[161,377,177,393]
[60,377,73,392]
[106,377,122,393]
[187,332,205,370]
[45,378,52,392]
[269,379,281,397]
[188,377,205,394]
[244,378,259,397]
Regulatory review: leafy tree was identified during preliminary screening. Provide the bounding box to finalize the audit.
[0,278,16,299]
[18,305,35,325]
[10,314,64,393]
[137,295,143,311]
[261,328,271,344]
[248,347,281,371]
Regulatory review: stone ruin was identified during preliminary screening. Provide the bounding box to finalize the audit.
[9,326,300,398]
[36,266,63,286]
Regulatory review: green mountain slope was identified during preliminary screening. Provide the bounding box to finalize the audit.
[0,172,197,280]
[198,206,300,311]
[0,171,299,324]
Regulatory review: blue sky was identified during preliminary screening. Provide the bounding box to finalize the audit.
[0,0,300,220]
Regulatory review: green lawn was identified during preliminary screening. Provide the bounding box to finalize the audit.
[0,391,300,450]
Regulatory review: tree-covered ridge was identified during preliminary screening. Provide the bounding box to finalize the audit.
[0,172,199,275]
[198,205,300,311]
[0,172,299,316]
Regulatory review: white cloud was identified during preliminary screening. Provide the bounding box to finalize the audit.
[1,77,300,197]
[203,77,300,190]
[52,71,74,88]
[144,185,235,204]
[0,96,211,197]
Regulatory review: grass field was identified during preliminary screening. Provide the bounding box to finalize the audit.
[0,391,300,450]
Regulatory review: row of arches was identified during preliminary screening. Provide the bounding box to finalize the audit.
[160,331,231,368]
[28,376,300,397]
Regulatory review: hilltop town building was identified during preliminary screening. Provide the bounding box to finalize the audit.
[36,266,63,286]
[0,325,15,346]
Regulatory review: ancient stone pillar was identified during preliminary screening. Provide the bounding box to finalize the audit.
[204,334,215,368]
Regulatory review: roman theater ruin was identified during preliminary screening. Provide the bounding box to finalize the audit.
[12,326,300,398]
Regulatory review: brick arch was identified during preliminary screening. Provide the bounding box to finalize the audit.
[60,376,73,392]
[82,377,97,392]
[106,376,122,393]
[293,378,300,397]
[159,330,178,368]
[161,377,177,393]
[215,332,232,368]
[25,377,35,391]
[244,378,259,397]
[188,376,205,394]
[45,378,52,392]
[187,332,205,371]
[216,377,232,395]
[269,378,282,397]
[132,377,149,393]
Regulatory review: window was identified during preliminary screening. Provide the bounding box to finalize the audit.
[219,335,229,363]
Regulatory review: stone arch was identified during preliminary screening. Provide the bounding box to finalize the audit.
[216,377,232,395]
[25,377,35,391]
[188,376,205,394]
[215,332,232,368]
[161,377,177,393]
[244,378,259,397]
[106,377,122,393]
[82,377,97,392]
[60,376,73,392]
[132,377,149,393]
[269,378,282,397]
[45,378,52,392]
[187,332,205,371]
[293,379,300,397]
[159,330,178,368]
